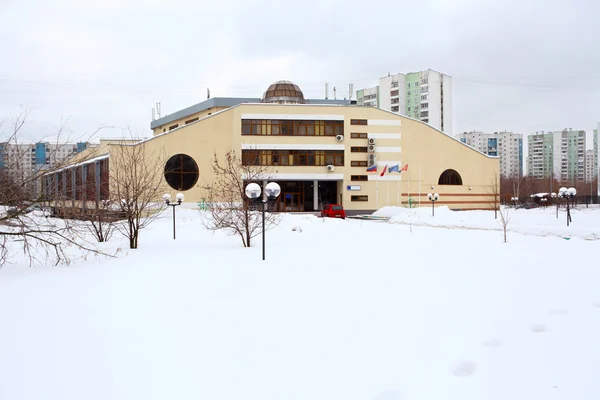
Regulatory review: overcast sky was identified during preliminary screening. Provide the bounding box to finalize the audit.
[1,0,599,147]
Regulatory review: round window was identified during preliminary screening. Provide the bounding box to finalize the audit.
[164,154,199,191]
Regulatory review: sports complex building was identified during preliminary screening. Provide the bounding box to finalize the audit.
[43,81,499,213]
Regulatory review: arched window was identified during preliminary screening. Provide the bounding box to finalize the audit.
[438,169,463,185]
[164,154,199,191]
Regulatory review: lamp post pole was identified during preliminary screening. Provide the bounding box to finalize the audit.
[163,193,184,240]
[262,199,266,261]
[558,187,576,227]
[427,193,439,216]
[245,182,281,261]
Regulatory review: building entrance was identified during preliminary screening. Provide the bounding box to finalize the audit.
[245,180,339,212]
[283,192,302,212]
[276,180,338,212]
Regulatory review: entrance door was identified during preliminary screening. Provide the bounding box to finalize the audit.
[284,192,302,212]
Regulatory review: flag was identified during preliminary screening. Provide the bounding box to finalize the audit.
[380,165,388,177]
[388,164,400,173]
[366,165,377,172]
[400,164,409,172]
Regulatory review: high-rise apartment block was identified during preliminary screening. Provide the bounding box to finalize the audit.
[356,69,452,133]
[527,129,589,183]
[585,149,596,182]
[0,141,94,193]
[455,131,523,177]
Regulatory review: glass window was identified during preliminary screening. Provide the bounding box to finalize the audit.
[164,154,200,191]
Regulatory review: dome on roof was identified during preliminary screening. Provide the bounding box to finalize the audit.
[261,80,306,104]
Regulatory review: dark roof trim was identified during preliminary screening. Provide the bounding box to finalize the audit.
[150,97,351,129]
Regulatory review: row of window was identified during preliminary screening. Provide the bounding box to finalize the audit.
[242,150,345,166]
[242,119,344,136]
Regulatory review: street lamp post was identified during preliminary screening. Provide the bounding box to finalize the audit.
[163,192,184,239]
[558,187,576,227]
[511,196,518,208]
[427,192,439,216]
[245,182,281,260]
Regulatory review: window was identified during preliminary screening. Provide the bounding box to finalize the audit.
[391,106,399,112]
[351,132,368,138]
[390,90,399,96]
[185,117,199,124]
[351,161,368,167]
[241,119,343,136]
[351,195,368,201]
[350,119,367,125]
[164,154,200,191]
[241,150,344,166]
[438,169,463,185]
[351,146,368,153]
[169,124,179,130]
[351,175,368,181]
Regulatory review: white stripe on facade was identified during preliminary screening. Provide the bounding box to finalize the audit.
[367,133,402,139]
[376,160,402,166]
[376,146,402,153]
[368,175,402,181]
[367,119,401,126]
[241,114,345,121]
[243,173,344,181]
[241,143,345,150]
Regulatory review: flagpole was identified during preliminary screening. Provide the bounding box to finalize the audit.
[407,169,410,206]
[386,179,389,206]
[418,164,421,206]
[397,176,400,206]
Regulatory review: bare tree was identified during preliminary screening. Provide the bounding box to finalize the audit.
[109,142,167,249]
[0,109,109,267]
[84,200,116,243]
[498,205,511,243]
[202,149,280,248]
[488,173,501,219]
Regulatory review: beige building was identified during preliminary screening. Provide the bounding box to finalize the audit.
[43,81,499,213]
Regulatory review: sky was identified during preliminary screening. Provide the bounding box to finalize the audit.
[1,0,600,147]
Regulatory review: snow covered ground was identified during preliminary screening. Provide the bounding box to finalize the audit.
[375,205,600,240]
[1,206,599,400]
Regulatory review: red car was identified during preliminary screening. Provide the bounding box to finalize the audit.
[321,204,346,219]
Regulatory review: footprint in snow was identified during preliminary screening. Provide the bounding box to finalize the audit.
[482,338,504,348]
[531,324,548,333]
[372,390,402,400]
[549,309,570,316]
[453,361,477,377]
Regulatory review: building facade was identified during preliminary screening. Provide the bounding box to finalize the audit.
[455,131,523,177]
[45,81,498,214]
[0,141,94,194]
[356,70,453,134]
[585,149,596,182]
[527,129,586,183]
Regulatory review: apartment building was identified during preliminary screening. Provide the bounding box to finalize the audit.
[455,131,523,177]
[0,141,93,194]
[585,149,596,182]
[356,86,379,108]
[527,129,586,183]
[356,70,452,134]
